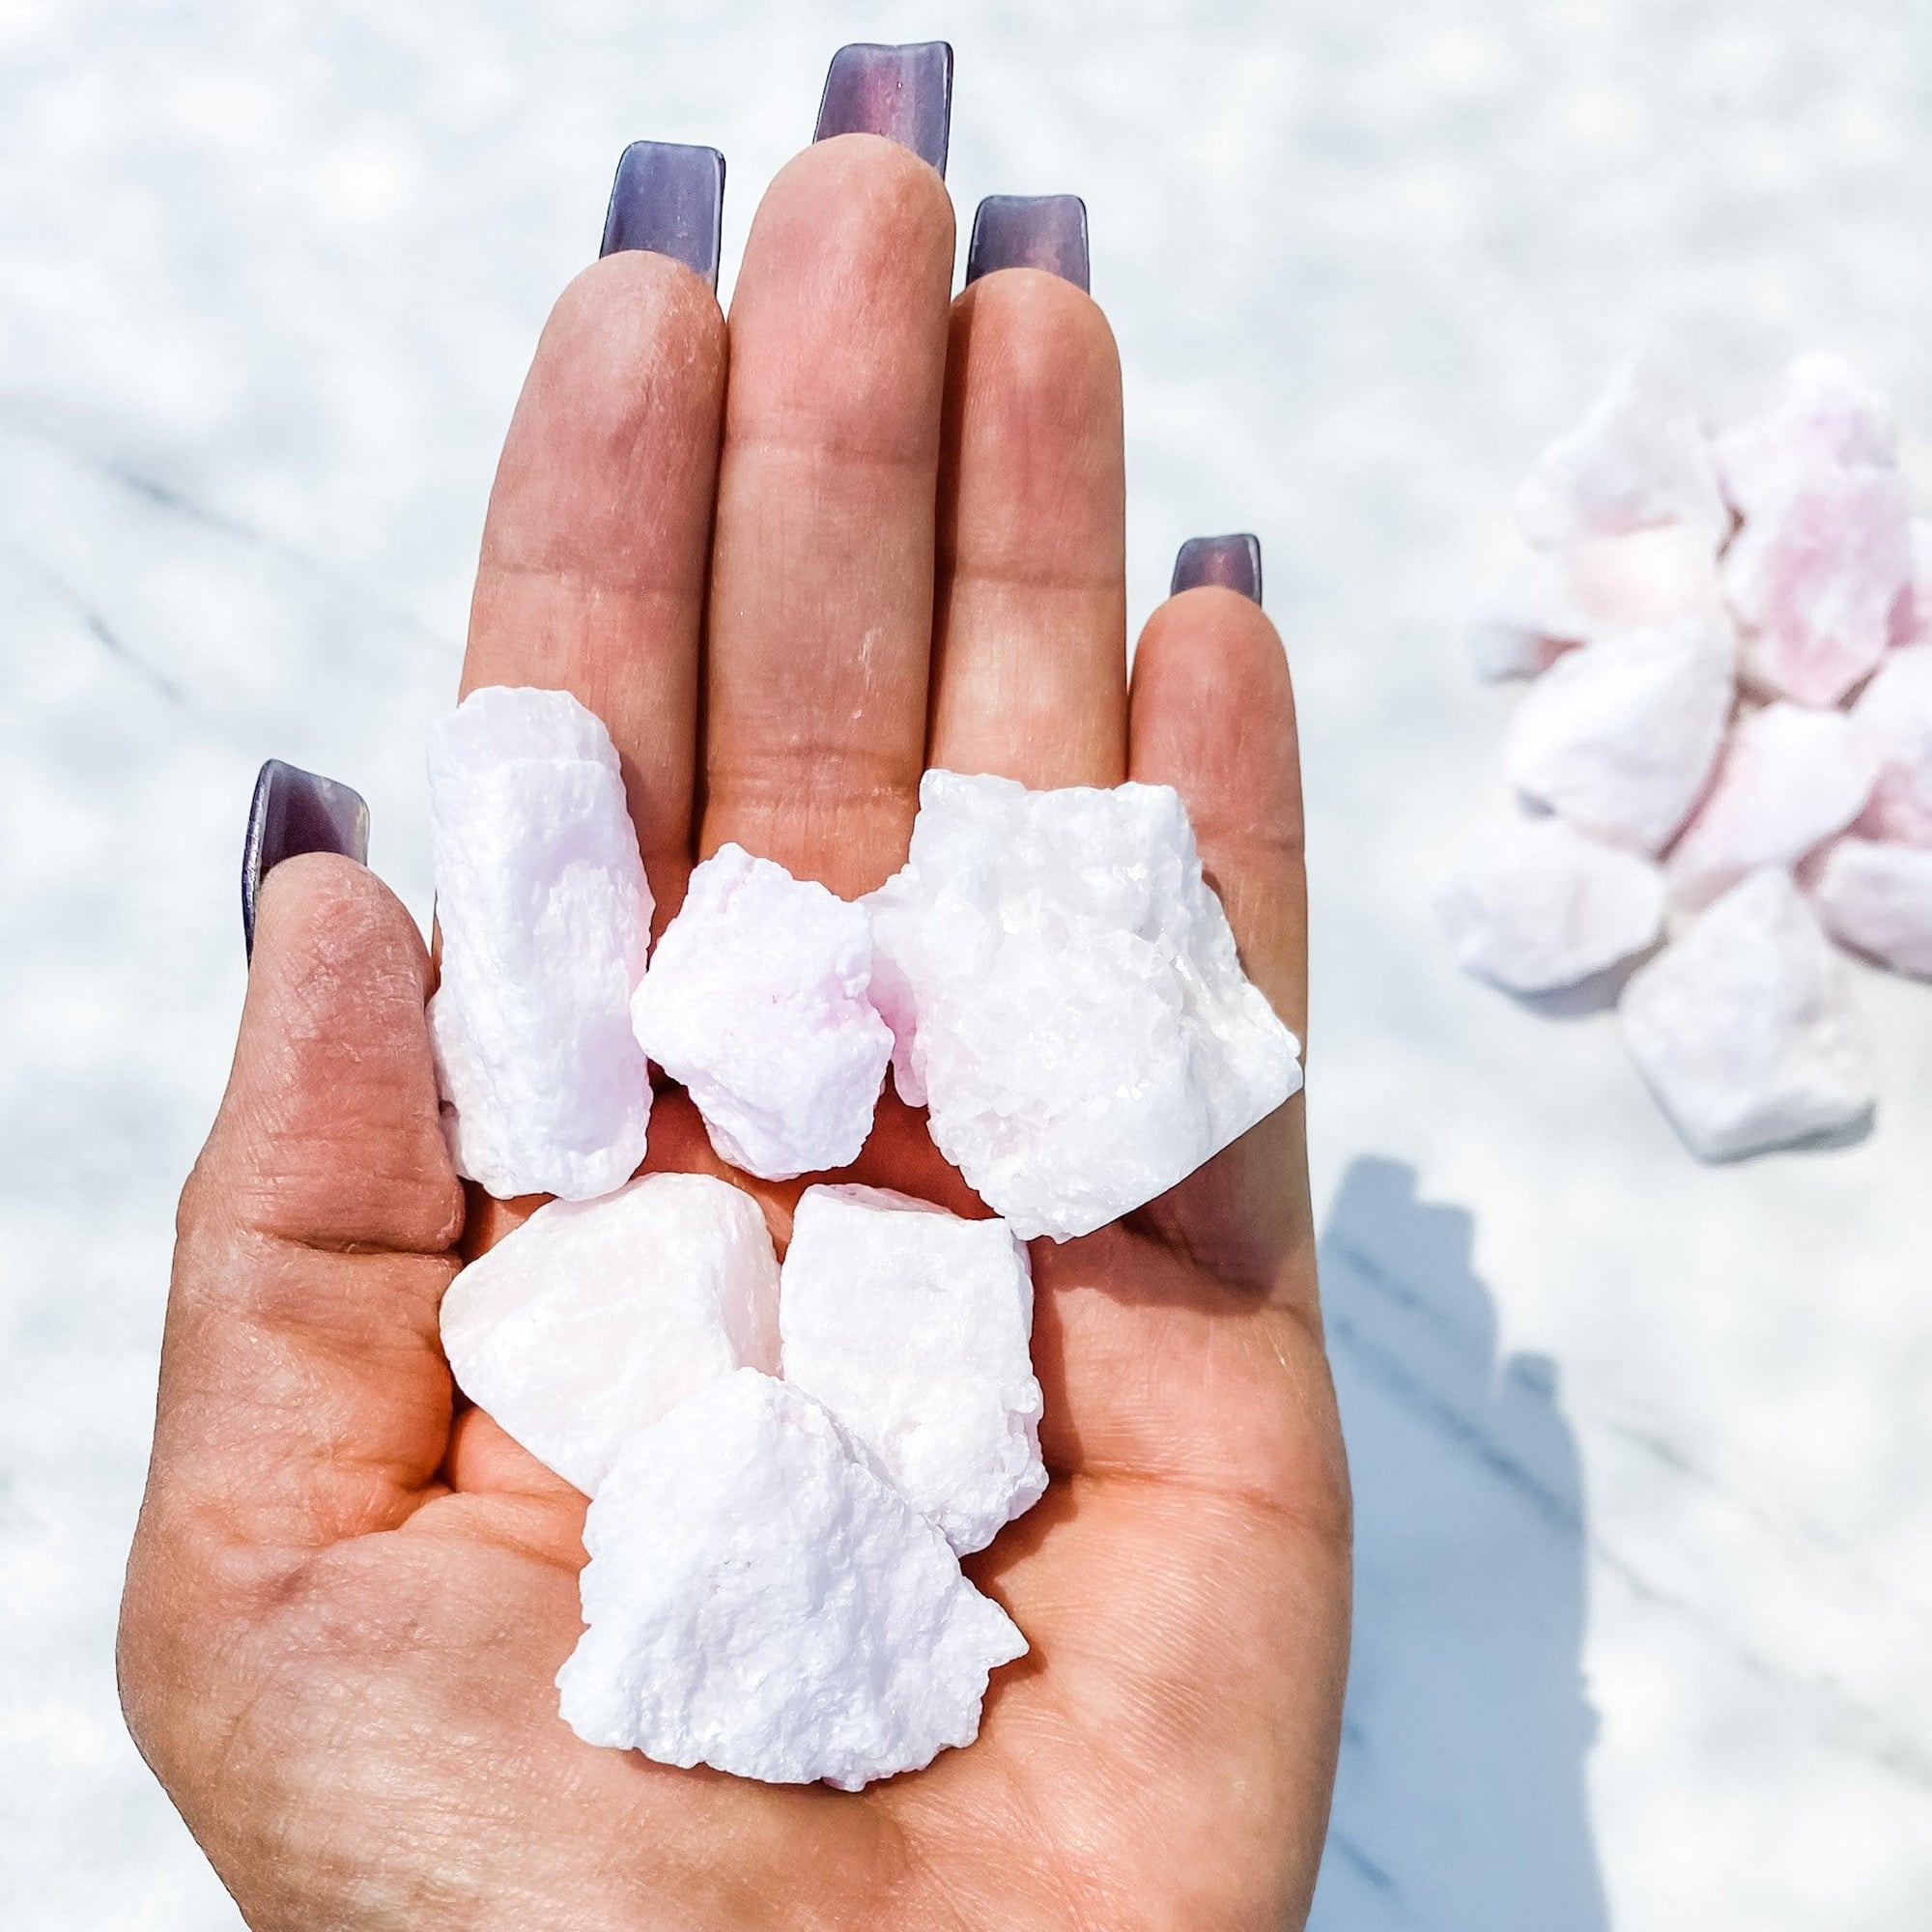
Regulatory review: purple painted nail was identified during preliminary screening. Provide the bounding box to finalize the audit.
[814,42,952,176]
[1172,534,1264,606]
[600,141,726,289]
[242,759,370,957]
[966,195,1090,291]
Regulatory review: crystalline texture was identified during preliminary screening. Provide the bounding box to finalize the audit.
[1811,838,1932,980]
[780,1184,1046,1554]
[1436,815,1664,993]
[1724,463,1912,709]
[1665,703,1878,909]
[556,1370,1026,1788]
[866,772,1304,1242]
[1619,868,1875,1161]
[1850,645,1932,847]
[1512,352,1730,553]
[439,1174,779,1495]
[1714,353,1897,521]
[629,844,892,1181]
[427,687,653,1201]
[1501,617,1736,853]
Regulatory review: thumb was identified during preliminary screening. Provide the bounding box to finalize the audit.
[144,845,464,1561]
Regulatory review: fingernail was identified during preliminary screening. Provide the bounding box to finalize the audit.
[242,760,370,957]
[814,42,953,177]
[600,141,726,289]
[966,194,1090,292]
[1172,533,1264,606]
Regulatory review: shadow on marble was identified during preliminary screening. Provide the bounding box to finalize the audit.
[1306,1157,1608,1932]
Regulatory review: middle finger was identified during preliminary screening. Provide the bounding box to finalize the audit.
[702,94,956,897]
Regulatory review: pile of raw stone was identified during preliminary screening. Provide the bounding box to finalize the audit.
[1442,351,1932,1159]
[426,686,1304,1786]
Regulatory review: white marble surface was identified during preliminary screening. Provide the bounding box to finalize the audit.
[4,4,1931,1924]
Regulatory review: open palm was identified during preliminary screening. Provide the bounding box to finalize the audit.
[119,120,1349,1931]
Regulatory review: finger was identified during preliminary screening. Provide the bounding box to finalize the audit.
[135,853,463,1562]
[463,193,727,923]
[701,129,956,897]
[1127,559,1313,1295]
[926,201,1126,787]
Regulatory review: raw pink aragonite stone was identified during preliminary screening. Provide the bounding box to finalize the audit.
[1436,815,1664,993]
[780,1184,1046,1555]
[1723,463,1912,708]
[555,1370,1027,1789]
[629,843,893,1181]
[439,1173,780,1495]
[1810,838,1932,979]
[1463,526,1721,682]
[1501,616,1736,853]
[865,771,1304,1242]
[1512,352,1730,554]
[1889,519,1932,648]
[427,686,653,1202]
[1850,645,1932,847]
[1714,352,1898,521]
[1619,867,1875,1161]
[1665,702,1878,910]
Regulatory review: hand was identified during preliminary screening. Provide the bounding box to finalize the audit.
[119,67,1349,1931]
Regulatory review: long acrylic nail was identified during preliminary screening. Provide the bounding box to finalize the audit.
[967,195,1090,291]
[1172,533,1264,606]
[814,42,953,176]
[242,760,370,957]
[600,141,726,289]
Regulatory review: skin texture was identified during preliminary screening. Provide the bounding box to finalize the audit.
[119,133,1350,1930]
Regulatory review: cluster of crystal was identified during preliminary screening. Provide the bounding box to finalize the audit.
[630,843,894,1180]
[427,687,653,1201]
[867,771,1304,1241]
[439,1174,780,1495]
[1452,351,1932,1156]
[780,1185,1046,1555]
[1435,815,1664,994]
[555,1371,1027,1789]
[1620,870,1875,1160]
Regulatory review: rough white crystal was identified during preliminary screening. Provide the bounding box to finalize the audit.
[1889,519,1932,648]
[1463,527,1721,682]
[1851,644,1932,847]
[1436,815,1664,993]
[1463,550,1587,681]
[1619,868,1876,1160]
[780,1184,1046,1555]
[556,1370,1027,1788]
[1665,703,1878,909]
[630,844,892,1180]
[1724,462,1912,709]
[439,1173,780,1495]
[1811,838,1932,980]
[1714,353,1897,522]
[866,772,1304,1242]
[427,686,653,1201]
[1501,617,1736,853]
[1513,352,1730,554]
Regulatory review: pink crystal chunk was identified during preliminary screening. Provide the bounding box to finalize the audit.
[1666,702,1878,909]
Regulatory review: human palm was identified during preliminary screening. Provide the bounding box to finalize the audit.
[119,127,1349,1931]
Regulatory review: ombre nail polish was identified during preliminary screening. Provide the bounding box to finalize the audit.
[814,42,953,177]
[242,760,370,956]
[1172,533,1264,606]
[966,195,1090,292]
[600,141,727,289]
